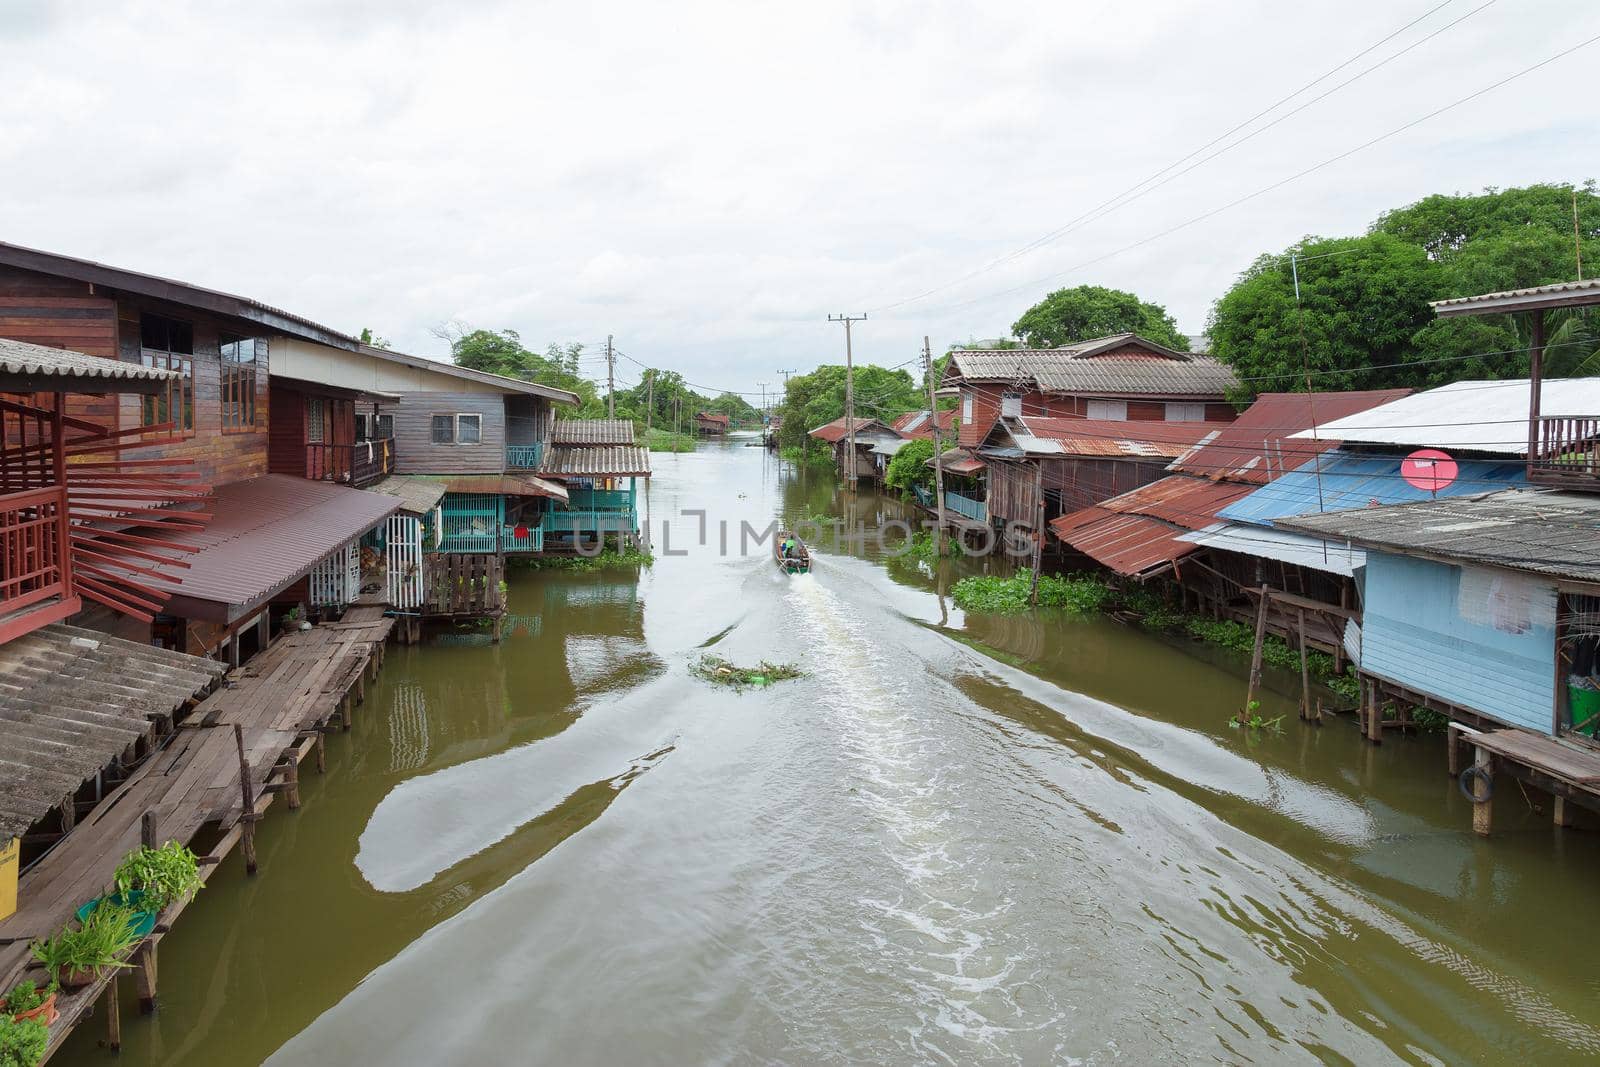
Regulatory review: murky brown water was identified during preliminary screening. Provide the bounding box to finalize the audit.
[60,437,1600,1065]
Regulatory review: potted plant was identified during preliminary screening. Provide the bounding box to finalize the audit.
[29,904,141,992]
[112,841,204,914]
[2,981,56,1028]
[0,1014,48,1067]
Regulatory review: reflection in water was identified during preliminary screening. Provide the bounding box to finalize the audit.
[61,437,1600,1066]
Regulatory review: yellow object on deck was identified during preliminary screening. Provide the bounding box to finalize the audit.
[0,837,17,920]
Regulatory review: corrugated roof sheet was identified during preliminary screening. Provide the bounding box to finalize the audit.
[951,334,1238,395]
[1178,523,1364,577]
[694,411,731,426]
[1216,449,1527,528]
[541,444,651,477]
[1003,416,1215,458]
[550,419,637,445]
[140,474,400,619]
[365,475,449,515]
[1052,511,1195,577]
[0,624,225,839]
[1278,489,1600,582]
[871,438,914,457]
[808,416,899,443]
[431,474,570,501]
[1171,389,1410,483]
[1094,475,1254,527]
[0,337,177,384]
[1432,278,1600,316]
[928,446,986,475]
[1288,379,1600,456]
[892,409,959,438]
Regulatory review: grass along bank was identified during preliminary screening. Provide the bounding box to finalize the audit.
[510,546,654,572]
[647,428,696,452]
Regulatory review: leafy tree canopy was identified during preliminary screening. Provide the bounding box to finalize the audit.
[884,437,935,495]
[1011,285,1189,350]
[443,326,603,409]
[1210,183,1600,392]
[773,364,925,454]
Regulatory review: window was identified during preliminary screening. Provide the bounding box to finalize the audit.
[1001,391,1022,418]
[307,398,326,443]
[432,413,481,444]
[1086,399,1127,420]
[139,313,195,433]
[962,393,974,422]
[1165,402,1205,422]
[220,334,263,432]
[356,413,393,441]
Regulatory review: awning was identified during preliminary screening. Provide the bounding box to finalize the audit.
[0,625,225,839]
[365,475,450,515]
[541,444,651,478]
[928,447,985,476]
[140,474,401,622]
[1178,522,1364,577]
[429,474,570,503]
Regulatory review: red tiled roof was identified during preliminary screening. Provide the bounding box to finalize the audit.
[1170,389,1410,483]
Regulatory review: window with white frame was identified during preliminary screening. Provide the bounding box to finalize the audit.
[432,413,482,444]
[1086,399,1127,420]
[1001,391,1023,417]
[962,392,973,422]
[1165,402,1206,422]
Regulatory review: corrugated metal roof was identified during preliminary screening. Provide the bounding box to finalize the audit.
[0,624,225,839]
[1288,379,1600,456]
[951,334,1238,395]
[694,411,731,426]
[1178,523,1364,576]
[1277,488,1600,582]
[1051,510,1195,577]
[871,438,914,456]
[541,444,651,477]
[139,474,400,620]
[1003,416,1215,458]
[0,337,177,383]
[1171,389,1410,483]
[433,474,570,501]
[928,446,985,475]
[892,409,958,438]
[1093,475,1253,527]
[550,419,637,445]
[354,345,579,402]
[808,416,899,443]
[1431,278,1600,316]
[365,475,449,515]
[1216,449,1527,528]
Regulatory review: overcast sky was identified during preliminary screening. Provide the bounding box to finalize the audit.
[3,0,1596,399]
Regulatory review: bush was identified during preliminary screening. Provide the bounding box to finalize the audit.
[0,1015,48,1067]
[952,573,1110,615]
[884,438,935,495]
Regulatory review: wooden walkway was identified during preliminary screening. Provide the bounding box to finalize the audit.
[1449,724,1600,836]
[0,605,392,1062]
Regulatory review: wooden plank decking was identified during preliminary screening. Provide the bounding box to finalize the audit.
[0,605,392,1062]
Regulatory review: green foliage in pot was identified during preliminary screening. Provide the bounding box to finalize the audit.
[1,981,50,1017]
[29,903,141,986]
[113,841,204,913]
[0,1014,49,1067]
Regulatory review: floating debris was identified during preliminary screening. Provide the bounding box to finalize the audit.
[690,655,804,691]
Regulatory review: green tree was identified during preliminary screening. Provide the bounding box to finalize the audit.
[773,364,924,454]
[357,327,390,349]
[1011,285,1189,349]
[884,437,935,495]
[446,327,601,406]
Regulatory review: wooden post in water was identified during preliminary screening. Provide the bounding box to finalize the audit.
[1471,746,1493,836]
[135,806,160,1012]
[234,724,257,875]
[102,974,121,1050]
[1296,609,1317,723]
[1242,585,1270,724]
[924,336,948,559]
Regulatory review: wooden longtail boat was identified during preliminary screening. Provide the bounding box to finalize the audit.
[774,530,811,574]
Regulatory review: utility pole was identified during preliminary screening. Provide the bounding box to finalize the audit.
[757,382,768,425]
[645,371,654,439]
[605,334,615,418]
[827,314,866,489]
[923,336,947,559]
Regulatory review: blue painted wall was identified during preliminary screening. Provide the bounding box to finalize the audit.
[1362,553,1556,734]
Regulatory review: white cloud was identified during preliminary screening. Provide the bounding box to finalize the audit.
[1,0,1595,398]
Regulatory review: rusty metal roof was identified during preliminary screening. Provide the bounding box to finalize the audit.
[1170,389,1409,483]
[139,474,400,622]
[1093,475,1253,527]
[0,624,225,839]
[808,416,899,443]
[540,444,652,477]
[892,409,958,438]
[998,416,1215,458]
[550,419,636,445]
[694,411,731,426]
[0,337,176,386]
[1052,510,1196,578]
[928,446,986,475]
[428,473,570,502]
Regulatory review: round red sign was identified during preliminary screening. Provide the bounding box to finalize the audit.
[1401,448,1457,493]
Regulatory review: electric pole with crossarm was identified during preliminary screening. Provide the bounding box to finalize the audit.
[827,314,866,489]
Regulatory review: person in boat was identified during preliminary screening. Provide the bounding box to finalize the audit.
[780,537,796,559]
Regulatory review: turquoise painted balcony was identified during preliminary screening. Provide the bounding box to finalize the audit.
[505,442,545,469]
[944,490,986,523]
[501,524,543,553]
[541,487,639,537]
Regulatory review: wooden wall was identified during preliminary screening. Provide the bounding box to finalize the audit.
[504,395,554,446]
[268,382,356,477]
[381,391,508,475]
[0,265,120,426]
[1046,457,1171,515]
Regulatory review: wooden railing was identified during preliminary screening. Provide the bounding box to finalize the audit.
[1530,415,1600,486]
[0,484,77,641]
[306,439,395,488]
[421,552,505,617]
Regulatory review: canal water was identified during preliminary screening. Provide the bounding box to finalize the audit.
[62,437,1600,1065]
